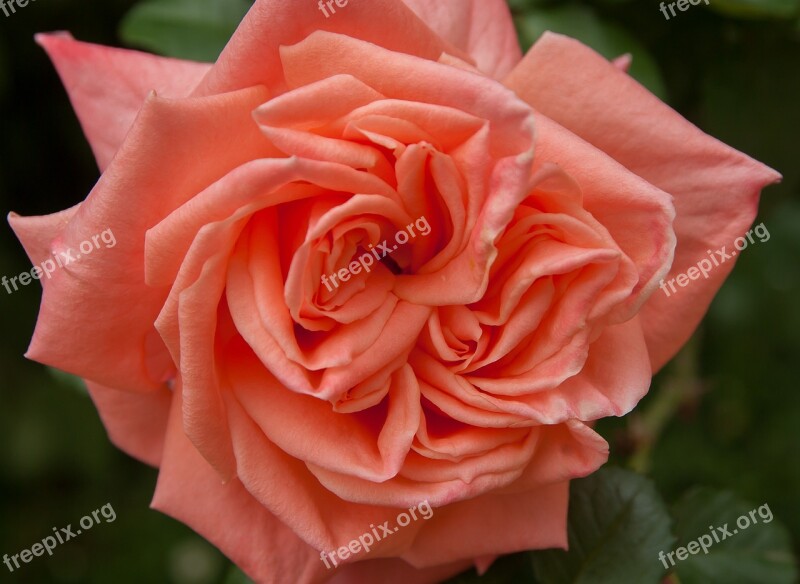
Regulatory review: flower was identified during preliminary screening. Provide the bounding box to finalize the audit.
[9,1,779,582]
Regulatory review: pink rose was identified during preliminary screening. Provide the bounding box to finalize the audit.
[10,1,779,582]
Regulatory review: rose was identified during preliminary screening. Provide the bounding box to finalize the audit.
[10,1,779,582]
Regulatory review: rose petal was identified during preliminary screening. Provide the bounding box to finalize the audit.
[149,164,397,479]
[36,33,210,170]
[222,355,425,557]
[403,481,569,567]
[8,204,79,287]
[146,157,395,286]
[300,399,607,511]
[196,0,470,97]
[504,32,780,370]
[84,380,171,467]
[399,428,538,484]
[14,87,274,394]
[151,389,323,584]
[228,348,419,484]
[401,0,521,78]
[528,120,676,321]
[498,420,610,493]
[611,53,632,72]
[271,33,539,306]
[418,317,652,425]
[279,32,533,159]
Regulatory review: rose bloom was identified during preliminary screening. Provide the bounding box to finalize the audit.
[10,0,778,582]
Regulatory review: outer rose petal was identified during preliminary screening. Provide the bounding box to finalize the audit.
[157,386,470,583]
[222,366,421,556]
[36,33,210,171]
[8,204,79,281]
[404,482,569,567]
[529,115,676,318]
[11,86,275,394]
[401,0,522,79]
[151,389,323,584]
[611,53,632,72]
[84,380,171,467]
[196,0,471,97]
[504,32,781,370]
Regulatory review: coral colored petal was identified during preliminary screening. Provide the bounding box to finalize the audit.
[145,157,394,287]
[176,257,239,480]
[529,119,676,320]
[279,32,534,159]
[500,420,610,492]
[196,0,470,97]
[300,398,605,509]
[36,33,210,171]
[403,481,569,567]
[611,53,632,72]
[15,87,273,393]
[7,204,79,286]
[223,370,424,557]
[504,32,780,370]
[84,380,171,467]
[418,317,651,425]
[273,34,539,305]
[228,348,419,484]
[402,0,521,78]
[151,390,323,584]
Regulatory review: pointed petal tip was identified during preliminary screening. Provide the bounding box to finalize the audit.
[611,53,633,72]
[34,31,73,49]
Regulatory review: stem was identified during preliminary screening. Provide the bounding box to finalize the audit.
[628,332,702,474]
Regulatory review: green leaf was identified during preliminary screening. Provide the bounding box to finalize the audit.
[531,467,675,584]
[119,0,251,62]
[515,4,666,99]
[709,0,800,19]
[670,488,798,583]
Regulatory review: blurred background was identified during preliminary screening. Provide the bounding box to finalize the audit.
[0,0,798,582]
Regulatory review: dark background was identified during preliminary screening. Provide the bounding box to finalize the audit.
[1,0,798,582]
